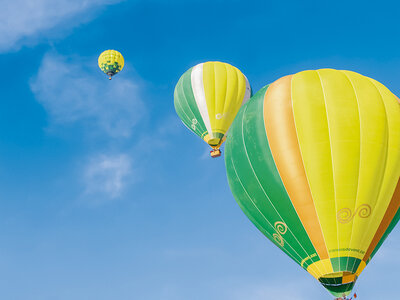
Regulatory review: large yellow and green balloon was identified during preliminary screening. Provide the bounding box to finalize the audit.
[225,69,400,297]
[98,50,124,80]
[174,61,251,154]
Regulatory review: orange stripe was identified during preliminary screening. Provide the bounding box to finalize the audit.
[363,178,400,261]
[264,75,329,259]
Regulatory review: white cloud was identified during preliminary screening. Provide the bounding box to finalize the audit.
[0,0,121,52]
[30,52,145,138]
[83,153,132,200]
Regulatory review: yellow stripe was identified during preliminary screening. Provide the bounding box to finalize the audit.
[307,259,334,279]
[340,71,388,259]
[292,70,338,258]
[359,79,400,251]
[203,63,217,131]
[202,62,247,136]
[317,69,360,258]
[355,260,366,276]
[212,62,228,132]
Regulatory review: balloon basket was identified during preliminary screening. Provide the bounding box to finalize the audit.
[210,149,222,158]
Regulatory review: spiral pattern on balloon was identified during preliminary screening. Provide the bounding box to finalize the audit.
[337,208,353,224]
[274,221,288,235]
[273,233,284,246]
[357,204,372,218]
[337,204,372,224]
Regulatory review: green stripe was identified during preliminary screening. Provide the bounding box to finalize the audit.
[319,277,342,285]
[226,156,303,265]
[330,257,361,273]
[174,68,207,138]
[225,86,320,270]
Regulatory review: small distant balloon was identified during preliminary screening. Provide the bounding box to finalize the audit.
[174,61,251,158]
[98,50,124,80]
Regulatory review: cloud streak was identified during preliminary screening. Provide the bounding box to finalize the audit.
[83,153,132,201]
[0,0,121,52]
[30,52,145,138]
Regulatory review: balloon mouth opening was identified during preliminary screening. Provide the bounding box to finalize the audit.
[203,134,226,149]
[107,72,115,80]
[319,271,356,281]
[319,272,357,297]
[207,138,221,147]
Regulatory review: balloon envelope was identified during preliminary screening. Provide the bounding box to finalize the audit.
[98,50,124,79]
[174,61,251,149]
[225,69,400,297]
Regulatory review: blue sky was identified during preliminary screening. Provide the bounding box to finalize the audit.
[0,0,399,299]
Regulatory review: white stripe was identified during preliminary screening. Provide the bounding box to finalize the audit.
[191,63,213,138]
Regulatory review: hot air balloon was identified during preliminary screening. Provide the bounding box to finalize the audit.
[225,69,400,297]
[174,61,251,157]
[98,50,124,80]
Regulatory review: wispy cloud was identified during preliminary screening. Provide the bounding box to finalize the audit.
[30,52,145,138]
[0,0,121,52]
[135,115,183,150]
[83,153,132,201]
